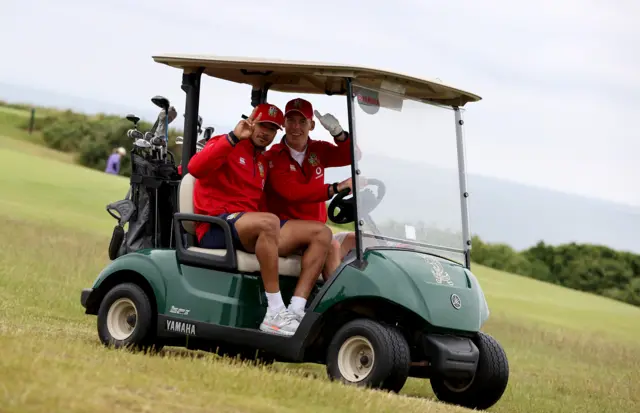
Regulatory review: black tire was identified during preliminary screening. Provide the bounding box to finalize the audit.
[96,283,158,351]
[326,319,410,393]
[430,331,509,410]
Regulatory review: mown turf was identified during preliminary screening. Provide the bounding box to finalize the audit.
[0,133,638,412]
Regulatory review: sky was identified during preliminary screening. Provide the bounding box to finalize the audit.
[1,0,639,207]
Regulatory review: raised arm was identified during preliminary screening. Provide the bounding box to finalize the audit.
[188,110,263,180]
[313,111,362,167]
[187,133,236,179]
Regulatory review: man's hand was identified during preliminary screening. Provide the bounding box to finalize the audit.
[329,176,369,198]
[337,177,352,192]
[314,110,343,137]
[233,110,262,140]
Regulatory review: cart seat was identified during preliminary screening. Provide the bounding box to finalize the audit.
[178,173,303,278]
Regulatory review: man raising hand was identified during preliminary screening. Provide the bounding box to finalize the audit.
[188,104,300,336]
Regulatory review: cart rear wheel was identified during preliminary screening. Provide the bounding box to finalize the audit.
[430,331,509,410]
[326,319,410,393]
[97,283,159,351]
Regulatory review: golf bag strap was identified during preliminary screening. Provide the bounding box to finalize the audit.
[130,173,163,189]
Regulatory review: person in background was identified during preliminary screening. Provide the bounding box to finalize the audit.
[105,147,126,175]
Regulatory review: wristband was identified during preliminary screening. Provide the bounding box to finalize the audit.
[333,130,347,140]
[227,131,240,146]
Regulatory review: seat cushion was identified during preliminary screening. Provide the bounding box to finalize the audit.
[179,173,196,234]
[187,247,302,277]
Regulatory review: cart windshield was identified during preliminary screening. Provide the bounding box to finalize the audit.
[351,83,467,264]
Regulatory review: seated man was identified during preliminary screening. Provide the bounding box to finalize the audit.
[188,103,332,337]
[264,98,358,281]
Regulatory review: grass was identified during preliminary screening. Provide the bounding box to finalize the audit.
[0,131,639,412]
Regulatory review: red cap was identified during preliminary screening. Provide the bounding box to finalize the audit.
[253,103,284,130]
[285,98,313,119]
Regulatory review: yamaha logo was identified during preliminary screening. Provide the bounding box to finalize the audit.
[166,320,196,336]
[450,294,462,310]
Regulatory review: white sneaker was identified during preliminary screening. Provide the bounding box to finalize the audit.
[288,305,306,323]
[259,307,300,336]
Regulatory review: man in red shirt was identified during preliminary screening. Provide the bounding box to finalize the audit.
[188,103,332,337]
[264,98,357,282]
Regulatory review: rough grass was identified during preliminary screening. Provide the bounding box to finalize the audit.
[0,132,639,412]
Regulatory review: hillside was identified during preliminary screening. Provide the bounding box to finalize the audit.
[1,95,639,308]
[1,83,638,254]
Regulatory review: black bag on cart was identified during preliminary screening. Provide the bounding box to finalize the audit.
[106,152,181,260]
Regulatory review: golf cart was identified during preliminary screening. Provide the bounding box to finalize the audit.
[80,54,509,410]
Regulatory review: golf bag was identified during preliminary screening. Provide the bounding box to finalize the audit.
[106,152,181,260]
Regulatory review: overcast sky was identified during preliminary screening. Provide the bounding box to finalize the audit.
[1,0,638,207]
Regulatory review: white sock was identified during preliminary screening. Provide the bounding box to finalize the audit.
[265,291,285,312]
[289,296,307,313]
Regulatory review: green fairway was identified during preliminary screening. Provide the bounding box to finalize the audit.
[0,133,638,413]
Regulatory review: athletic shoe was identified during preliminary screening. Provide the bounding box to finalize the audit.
[259,307,300,336]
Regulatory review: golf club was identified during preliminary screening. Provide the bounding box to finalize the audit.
[127,129,144,140]
[152,96,170,141]
[126,114,140,130]
[202,126,215,143]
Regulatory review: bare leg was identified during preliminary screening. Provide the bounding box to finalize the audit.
[233,212,280,293]
[322,232,357,281]
[340,232,357,259]
[234,212,299,336]
[278,220,332,299]
[322,239,342,281]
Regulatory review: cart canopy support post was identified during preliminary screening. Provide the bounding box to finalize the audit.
[181,68,204,174]
[454,106,472,269]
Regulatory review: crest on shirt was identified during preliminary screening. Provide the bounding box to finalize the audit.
[239,157,246,165]
[268,160,274,168]
[308,152,319,166]
[290,164,296,171]
[258,162,264,177]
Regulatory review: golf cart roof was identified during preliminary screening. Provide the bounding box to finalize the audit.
[152,54,481,107]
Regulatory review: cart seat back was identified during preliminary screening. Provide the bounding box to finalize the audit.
[178,172,197,234]
[178,173,303,277]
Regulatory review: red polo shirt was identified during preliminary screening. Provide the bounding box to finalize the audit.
[263,133,353,222]
[188,134,268,241]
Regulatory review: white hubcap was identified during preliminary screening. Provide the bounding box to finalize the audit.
[106,298,137,340]
[337,335,375,382]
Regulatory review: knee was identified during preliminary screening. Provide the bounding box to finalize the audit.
[331,238,341,252]
[257,214,280,237]
[344,232,356,246]
[311,224,333,249]
[314,225,333,247]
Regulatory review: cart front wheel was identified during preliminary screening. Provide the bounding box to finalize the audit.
[430,331,509,410]
[326,319,410,393]
[97,283,158,351]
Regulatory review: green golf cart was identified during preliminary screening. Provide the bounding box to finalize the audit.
[80,54,509,410]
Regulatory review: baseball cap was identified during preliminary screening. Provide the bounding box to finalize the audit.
[252,103,284,130]
[285,98,313,119]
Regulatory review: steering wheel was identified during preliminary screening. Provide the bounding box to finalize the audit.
[327,178,386,225]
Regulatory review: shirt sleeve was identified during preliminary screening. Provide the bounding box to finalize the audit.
[317,131,361,168]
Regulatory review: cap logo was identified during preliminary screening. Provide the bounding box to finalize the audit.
[293,99,302,108]
[268,106,278,117]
